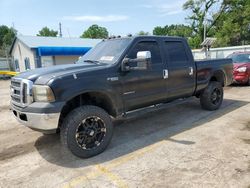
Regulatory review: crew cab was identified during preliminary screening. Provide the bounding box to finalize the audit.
[10,36,233,158]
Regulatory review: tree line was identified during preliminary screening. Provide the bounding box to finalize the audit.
[153,0,250,48]
[0,0,249,57]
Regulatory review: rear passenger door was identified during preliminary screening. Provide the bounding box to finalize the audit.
[163,40,195,99]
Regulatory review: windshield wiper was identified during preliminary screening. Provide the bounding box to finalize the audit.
[83,60,101,64]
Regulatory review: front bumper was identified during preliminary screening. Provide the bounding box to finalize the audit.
[233,74,249,84]
[12,108,60,133]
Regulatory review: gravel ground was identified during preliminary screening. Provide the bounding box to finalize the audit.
[0,80,249,188]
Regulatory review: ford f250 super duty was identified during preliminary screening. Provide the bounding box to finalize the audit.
[10,36,233,158]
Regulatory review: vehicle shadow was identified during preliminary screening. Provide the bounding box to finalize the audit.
[34,98,249,168]
[229,83,249,87]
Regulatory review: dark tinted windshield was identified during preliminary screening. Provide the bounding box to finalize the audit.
[228,53,250,63]
[77,38,132,64]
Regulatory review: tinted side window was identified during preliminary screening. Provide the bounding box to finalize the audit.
[165,41,188,63]
[127,41,162,64]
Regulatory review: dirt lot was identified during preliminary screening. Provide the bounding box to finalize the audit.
[0,80,249,188]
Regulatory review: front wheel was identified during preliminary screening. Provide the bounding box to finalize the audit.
[200,81,223,111]
[60,105,113,158]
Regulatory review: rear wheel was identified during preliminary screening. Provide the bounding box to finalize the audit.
[200,81,223,111]
[60,105,113,158]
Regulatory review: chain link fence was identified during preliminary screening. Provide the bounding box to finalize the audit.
[192,45,250,60]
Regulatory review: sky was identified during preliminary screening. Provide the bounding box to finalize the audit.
[0,0,189,38]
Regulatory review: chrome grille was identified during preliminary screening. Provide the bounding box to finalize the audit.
[10,78,33,108]
[11,80,21,87]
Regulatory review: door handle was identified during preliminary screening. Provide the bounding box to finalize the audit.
[189,67,193,76]
[163,69,168,79]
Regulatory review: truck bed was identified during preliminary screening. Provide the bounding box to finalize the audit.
[195,58,233,92]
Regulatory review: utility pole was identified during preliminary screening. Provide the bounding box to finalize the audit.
[59,22,62,37]
[203,19,207,42]
[203,10,207,42]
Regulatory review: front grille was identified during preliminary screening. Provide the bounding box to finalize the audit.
[10,78,22,107]
[10,78,33,108]
[11,95,21,103]
[11,80,21,87]
[22,83,27,103]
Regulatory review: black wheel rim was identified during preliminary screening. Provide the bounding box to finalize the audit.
[75,116,106,150]
[210,88,222,105]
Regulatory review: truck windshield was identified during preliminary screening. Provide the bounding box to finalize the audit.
[77,38,132,64]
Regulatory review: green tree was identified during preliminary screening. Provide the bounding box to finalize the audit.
[37,27,58,37]
[153,24,193,37]
[153,26,167,36]
[153,24,199,48]
[214,0,250,47]
[183,0,226,48]
[0,25,17,57]
[137,31,150,35]
[81,24,108,39]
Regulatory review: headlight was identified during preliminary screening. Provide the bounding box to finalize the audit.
[33,85,55,102]
[236,67,247,72]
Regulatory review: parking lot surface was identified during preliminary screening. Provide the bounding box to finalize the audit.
[0,80,250,188]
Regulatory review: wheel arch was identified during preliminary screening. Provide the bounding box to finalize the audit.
[210,70,226,87]
[58,91,117,129]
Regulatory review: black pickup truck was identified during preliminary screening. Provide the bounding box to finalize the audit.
[10,36,233,158]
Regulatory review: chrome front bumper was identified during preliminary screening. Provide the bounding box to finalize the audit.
[12,109,60,133]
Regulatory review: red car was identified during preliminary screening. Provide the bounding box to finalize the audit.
[227,52,250,85]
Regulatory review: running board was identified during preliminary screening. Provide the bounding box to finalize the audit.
[117,97,194,121]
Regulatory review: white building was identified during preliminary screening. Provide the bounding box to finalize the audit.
[10,35,101,72]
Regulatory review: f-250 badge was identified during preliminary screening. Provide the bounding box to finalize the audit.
[107,77,119,81]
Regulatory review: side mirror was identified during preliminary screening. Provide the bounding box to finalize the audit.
[137,51,151,60]
[122,51,151,72]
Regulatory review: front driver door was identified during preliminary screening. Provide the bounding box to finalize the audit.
[120,39,168,111]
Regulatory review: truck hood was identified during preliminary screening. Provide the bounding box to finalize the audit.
[14,63,106,84]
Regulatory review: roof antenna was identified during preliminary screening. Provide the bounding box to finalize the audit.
[59,22,62,37]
